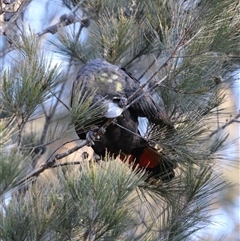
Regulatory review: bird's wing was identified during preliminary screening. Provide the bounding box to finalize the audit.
[72,58,172,126]
[121,69,173,127]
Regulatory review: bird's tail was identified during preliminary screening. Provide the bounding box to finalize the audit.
[120,146,177,182]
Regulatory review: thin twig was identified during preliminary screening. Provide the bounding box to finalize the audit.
[40,82,68,144]
[127,36,184,105]
[51,161,82,168]
[209,111,240,138]
[17,142,86,186]
[39,58,74,145]
[136,55,160,82]
[0,0,32,58]
[72,1,84,13]
[0,1,3,14]
[1,8,90,57]
[37,16,90,37]
[20,138,80,151]
[125,75,168,110]
[125,12,207,112]
[49,89,71,112]
[75,23,84,42]
[113,121,148,142]
[0,0,31,35]
[17,118,114,185]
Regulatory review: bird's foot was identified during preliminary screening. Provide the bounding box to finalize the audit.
[86,127,106,146]
[86,131,96,146]
[98,126,106,135]
[118,96,128,108]
[113,96,128,108]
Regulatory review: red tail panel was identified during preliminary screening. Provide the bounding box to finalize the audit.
[138,147,159,168]
[119,147,159,169]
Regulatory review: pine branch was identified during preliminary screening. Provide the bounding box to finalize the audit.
[16,118,115,185]
[16,144,85,186]
[0,0,31,35]
[37,15,90,37]
[39,76,69,145]
[209,111,240,138]
[127,10,205,106]
[0,7,90,58]
[0,0,32,57]
[1,1,239,240]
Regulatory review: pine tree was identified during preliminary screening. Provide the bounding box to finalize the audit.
[0,0,239,240]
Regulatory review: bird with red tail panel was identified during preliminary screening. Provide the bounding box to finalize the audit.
[72,58,176,182]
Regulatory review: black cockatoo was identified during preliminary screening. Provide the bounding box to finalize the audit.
[72,59,176,182]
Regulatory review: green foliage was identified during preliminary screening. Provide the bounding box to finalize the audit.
[55,0,170,66]
[0,30,61,128]
[0,159,147,241]
[136,165,228,241]
[51,28,95,63]
[0,182,62,241]
[71,81,107,133]
[0,0,239,240]
[0,149,31,196]
[62,159,145,240]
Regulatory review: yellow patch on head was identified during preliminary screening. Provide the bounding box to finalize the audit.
[100,77,106,82]
[100,73,108,82]
[112,74,118,80]
[116,82,123,92]
[101,73,108,77]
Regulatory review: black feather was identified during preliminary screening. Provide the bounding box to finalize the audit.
[72,59,176,182]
